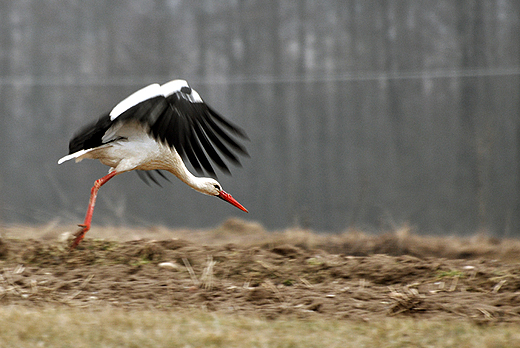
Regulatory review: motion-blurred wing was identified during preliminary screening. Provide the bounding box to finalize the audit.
[113,81,249,177]
[66,80,249,179]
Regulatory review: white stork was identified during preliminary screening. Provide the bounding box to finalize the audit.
[58,79,249,248]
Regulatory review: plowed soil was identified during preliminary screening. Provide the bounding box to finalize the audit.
[1,219,520,323]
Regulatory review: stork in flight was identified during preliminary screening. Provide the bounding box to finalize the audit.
[58,79,249,248]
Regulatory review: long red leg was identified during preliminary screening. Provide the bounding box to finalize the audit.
[70,171,118,249]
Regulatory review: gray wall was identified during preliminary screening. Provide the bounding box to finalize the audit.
[1,1,519,236]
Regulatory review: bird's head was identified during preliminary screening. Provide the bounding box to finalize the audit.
[199,178,248,213]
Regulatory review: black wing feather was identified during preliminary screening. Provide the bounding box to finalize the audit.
[116,96,167,125]
[137,170,154,186]
[206,105,249,139]
[154,170,171,183]
[136,170,171,187]
[203,114,249,159]
[188,125,216,176]
[160,92,249,176]
[145,171,162,187]
[181,123,204,174]
[68,113,112,154]
[192,121,230,174]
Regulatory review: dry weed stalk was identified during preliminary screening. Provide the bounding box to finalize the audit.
[54,274,94,304]
[243,275,253,289]
[387,285,424,315]
[492,279,507,293]
[200,255,217,290]
[358,278,367,290]
[2,267,23,296]
[449,276,459,292]
[256,260,281,277]
[30,279,38,294]
[63,290,82,302]
[79,274,94,289]
[182,257,200,287]
[182,256,217,289]
[477,308,494,320]
[299,277,313,288]
[263,279,285,302]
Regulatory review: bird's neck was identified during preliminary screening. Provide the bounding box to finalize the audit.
[181,173,210,195]
[167,162,210,195]
[156,145,211,195]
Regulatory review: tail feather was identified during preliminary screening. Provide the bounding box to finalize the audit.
[57,148,94,164]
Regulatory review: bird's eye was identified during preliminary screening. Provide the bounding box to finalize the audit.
[213,184,221,190]
[180,86,192,94]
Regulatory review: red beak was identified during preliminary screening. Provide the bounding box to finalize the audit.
[218,191,248,213]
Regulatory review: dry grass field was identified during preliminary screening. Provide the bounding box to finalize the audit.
[1,219,520,347]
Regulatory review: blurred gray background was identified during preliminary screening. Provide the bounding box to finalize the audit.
[1,1,519,236]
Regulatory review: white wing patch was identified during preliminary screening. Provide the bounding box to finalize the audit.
[160,79,189,97]
[160,79,203,102]
[109,83,162,121]
[109,79,203,122]
[186,89,203,103]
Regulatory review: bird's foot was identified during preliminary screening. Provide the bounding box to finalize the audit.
[69,224,89,250]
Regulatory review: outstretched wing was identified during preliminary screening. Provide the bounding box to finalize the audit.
[65,80,249,179]
[112,80,249,177]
